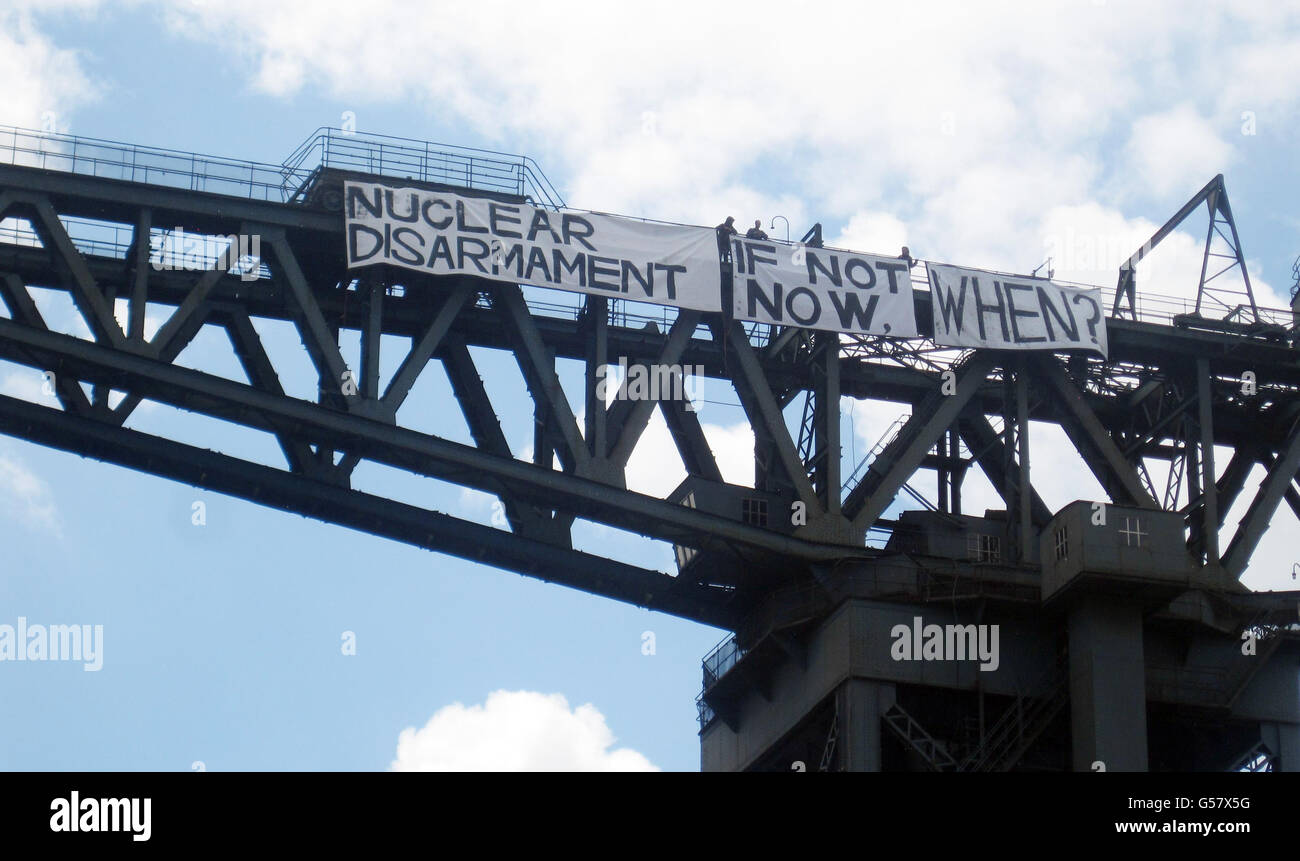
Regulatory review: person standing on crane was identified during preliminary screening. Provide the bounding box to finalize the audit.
[716,216,738,262]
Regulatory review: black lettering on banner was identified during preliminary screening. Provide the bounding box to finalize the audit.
[748,278,782,321]
[428,235,454,269]
[422,198,452,230]
[385,191,420,223]
[553,249,587,286]
[524,247,552,282]
[498,244,526,278]
[931,270,968,335]
[457,236,491,272]
[622,260,653,299]
[344,181,727,315]
[1036,285,1078,341]
[873,260,908,293]
[829,291,880,330]
[733,239,746,273]
[347,185,382,219]
[654,263,684,300]
[348,224,384,263]
[528,211,562,244]
[747,243,778,274]
[562,214,597,251]
[786,286,820,326]
[456,200,489,234]
[844,258,876,289]
[391,227,425,266]
[807,252,841,286]
[1072,292,1103,344]
[588,255,620,291]
[489,203,523,239]
[1003,281,1045,344]
[972,278,1009,342]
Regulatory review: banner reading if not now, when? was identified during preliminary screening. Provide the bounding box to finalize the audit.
[344,179,1108,357]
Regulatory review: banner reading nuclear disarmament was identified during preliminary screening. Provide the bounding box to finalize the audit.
[730,238,920,337]
[344,181,722,312]
[926,263,1108,357]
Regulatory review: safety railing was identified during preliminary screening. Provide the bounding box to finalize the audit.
[0,124,565,210]
[698,633,748,729]
[0,216,271,280]
[279,127,565,209]
[702,634,746,690]
[0,125,312,202]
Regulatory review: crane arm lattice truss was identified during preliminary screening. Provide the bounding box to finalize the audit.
[0,127,1298,633]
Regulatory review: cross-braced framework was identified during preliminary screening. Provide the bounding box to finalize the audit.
[0,127,1298,623]
[2,127,1300,772]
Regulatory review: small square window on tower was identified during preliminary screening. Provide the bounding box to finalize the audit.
[1120,516,1146,548]
[741,497,768,527]
[968,533,1001,563]
[1054,526,1069,561]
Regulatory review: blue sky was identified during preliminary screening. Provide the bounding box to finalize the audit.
[1,1,1299,771]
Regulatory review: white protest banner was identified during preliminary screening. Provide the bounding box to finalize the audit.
[926,263,1107,357]
[730,238,919,337]
[345,180,722,312]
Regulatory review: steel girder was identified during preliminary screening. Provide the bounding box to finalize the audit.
[0,162,1298,625]
[0,391,735,627]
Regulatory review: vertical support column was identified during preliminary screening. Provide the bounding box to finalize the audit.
[361,280,384,400]
[1067,595,1149,771]
[837,679,895,772]
[951,427,965,516]
[938,425,951,514]
[1186,414,1202,508]
[1002,363,1026,560]
[584,296,608,459]
[814,332,841,515]
[317,317,342,467]
[534,352,556,472]
[1016,357,1033,562]
[1197,358,1219,564]
[129,207,151,342]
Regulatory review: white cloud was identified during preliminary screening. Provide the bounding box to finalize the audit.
[1123,103,1234,201]
[155,2,1296,226]
[457,486,496,524]
[0,368,57,403]
[621,408,755,498]
[1224,462,1300,593]
[112,298,165,342]
[0,446,60,534]
[702,420,757,487]
[390,690,658,772]
[833,212,908,257]
[153,0,1299,296]
[0,2,99,130]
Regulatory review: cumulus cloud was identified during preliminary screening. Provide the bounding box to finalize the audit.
[1123,103,1235,201]
[833,212,909,258]
[620,409,755,498]
[0,2,99,129]
[390,690,658,771]
[0,446,60,534]
[150,1,1297,302]
[0,368,57,404]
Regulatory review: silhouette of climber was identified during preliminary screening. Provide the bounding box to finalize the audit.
[716,216,738,262]
[745,220,768,240]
